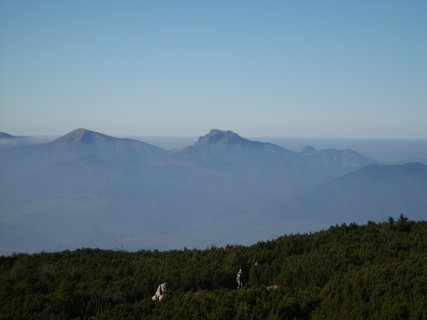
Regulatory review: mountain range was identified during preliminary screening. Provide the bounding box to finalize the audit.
[0,128,425,254]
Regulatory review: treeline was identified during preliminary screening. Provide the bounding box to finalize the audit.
[0,215,426,319]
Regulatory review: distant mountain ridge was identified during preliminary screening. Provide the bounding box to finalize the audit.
[0,132,15,139]
[300,147,381,178]
[53,128,115,144]
[274,162,427,226]
[195,129,247,146]
[0,131,37,150]
[194,129,291,153]
[1,127,421,254]
[49,128,165,158]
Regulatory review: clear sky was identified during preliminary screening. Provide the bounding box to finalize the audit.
[0,0,426,138]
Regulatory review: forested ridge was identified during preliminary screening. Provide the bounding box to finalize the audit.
[1,215,426,319]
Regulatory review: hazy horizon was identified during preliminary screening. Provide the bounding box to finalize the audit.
[2,128,427,164]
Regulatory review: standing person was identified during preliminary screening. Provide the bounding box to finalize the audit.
[236,268,245,289]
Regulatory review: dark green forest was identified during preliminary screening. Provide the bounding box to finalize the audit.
[1,215,426,320]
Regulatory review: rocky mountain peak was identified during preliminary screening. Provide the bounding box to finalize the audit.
[195,129,250,147]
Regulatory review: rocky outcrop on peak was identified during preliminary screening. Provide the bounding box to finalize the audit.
[195,129,252,147]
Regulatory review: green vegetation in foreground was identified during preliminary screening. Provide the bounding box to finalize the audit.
[0,215,426,319]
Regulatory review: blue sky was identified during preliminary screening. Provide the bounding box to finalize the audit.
[1,0,426,138]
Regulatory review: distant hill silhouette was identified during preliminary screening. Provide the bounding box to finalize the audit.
[46,128,165,161]
[300,148,382,178]
[195,129,249,146]
[0,131,39,150]
[194,129,288,153]
[0,128,418,254]
[0,132,15,139]
[274,163,427,227]
[0,128,165,180]
[0,221,63,253]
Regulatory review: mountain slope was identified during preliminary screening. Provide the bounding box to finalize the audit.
[193,129,299,158]
[274,163,427,226]
[0,132,14,139]
[0,221,63,254]
[169,129,300,166]
[300,145,382,177]
[195,129,290,152]
[42,128,165,161]
[0,128,165,180]
[0,131,38,150]
[169,129,327,197]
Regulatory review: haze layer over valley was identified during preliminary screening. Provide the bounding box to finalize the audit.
[1,128,426,255]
